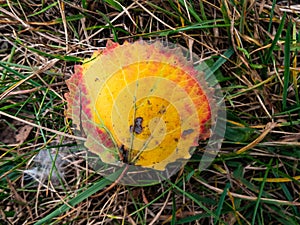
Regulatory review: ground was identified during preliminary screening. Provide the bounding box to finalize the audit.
[0,1,300,224]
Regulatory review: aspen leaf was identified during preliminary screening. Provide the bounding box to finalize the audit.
[65,40,213,171]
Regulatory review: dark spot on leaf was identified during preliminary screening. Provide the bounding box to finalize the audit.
[158,105,166,114]
[182,129,194,137]
[129,117,143,134]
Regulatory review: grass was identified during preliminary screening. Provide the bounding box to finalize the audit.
[0,0,300,224]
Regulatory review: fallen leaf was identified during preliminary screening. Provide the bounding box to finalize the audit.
[66,40,212,171]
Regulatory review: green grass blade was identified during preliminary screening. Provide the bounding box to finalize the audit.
[28,2,58,17]
[178,0,202,23]
[267,0,277,33]
[264,12,286,63]
[27,47,82,62]
[282,20,292,110]
[171,191,176,225]
[1,40,16,80]
[251,159,273,225]
[199,0,207,21]
[158,21,229,36]
[104,0,123,11]
[199,46,234,85]
[0,61,41,87]
[54,14,85,24]
[214,182,230,225]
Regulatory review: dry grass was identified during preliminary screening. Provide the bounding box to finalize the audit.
[0,0,300,224]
